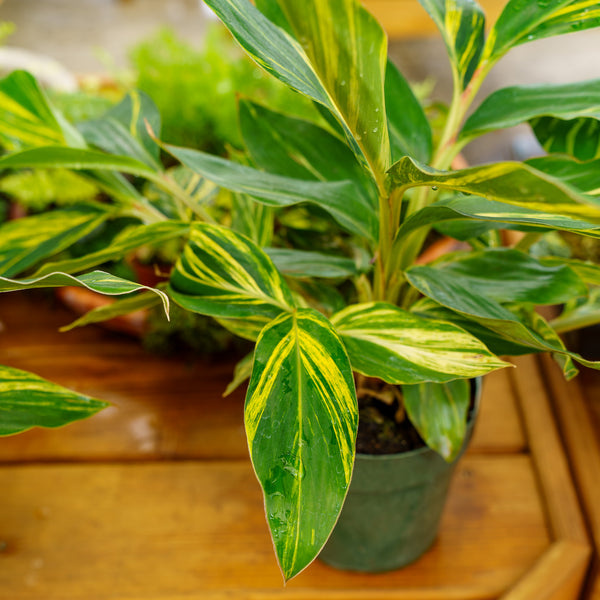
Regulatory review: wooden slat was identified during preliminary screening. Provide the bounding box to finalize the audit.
[0,293,525,462]
[541,356,600,600]
[0,456,549,600]
[363,0,508,38]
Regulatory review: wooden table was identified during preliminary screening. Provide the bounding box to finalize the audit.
[0,292,591,599]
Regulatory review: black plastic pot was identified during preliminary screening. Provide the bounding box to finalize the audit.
[318,379,481,573]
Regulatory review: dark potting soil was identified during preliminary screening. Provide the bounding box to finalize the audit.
[355,379,477,455]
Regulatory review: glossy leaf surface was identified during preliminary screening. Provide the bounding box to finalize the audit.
[168,223,295,320]
[0,365,108,436]
[265,248,358,279]
[245,309,357,581]
[416,0,485,89]
[165,144,378,241]
[331,302,507,384]
[396,196,600,246]
[411,248,587,305]
[461,79,600,141]
[526,155,600,195]
[402,379,470,462]
[485,0,600,61]
[532,116,600,161]
[0,206,111,278]
[385,60,433,163]
[0,271,170,317]
[388,157,600,223]
[238,99,376,207]
[204,0,389,183]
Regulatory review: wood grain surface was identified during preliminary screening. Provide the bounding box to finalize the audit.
[0,292,590,599]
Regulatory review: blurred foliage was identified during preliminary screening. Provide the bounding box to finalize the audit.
[129,25,315,154]
[0,22,15,45]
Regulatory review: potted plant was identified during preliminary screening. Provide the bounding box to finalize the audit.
[2,0,600,583]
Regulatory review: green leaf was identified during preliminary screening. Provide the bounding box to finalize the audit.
[231,193,275,248]
[165,144,378,241]
[541,256,600,286]
[0,271,170,317]
[416,0,486,89]
[331,301,508,384]
[0,70,84,150]
[203,0,389,185]
[245,308,358,581]
[551,286,600,334]
[532,116,600,161]
[0,146,156,179]
[60,290,162,332]
[215,316,273,342]
[461,79,600,141]
[411,248,587,305]
[0,206,111,278]
[78,90,163,170]
[405,260,600,373]
[0,365,108,436]
[31,221,189,277]
[168,223,295,320]
[238,99,376,207]
[402,379,470,462]
[264,248,358,279]
[484,0,600,61]
[385,60,433,163]
[396,195,600,246]
[526,155,600,195]
[388,157,600,223]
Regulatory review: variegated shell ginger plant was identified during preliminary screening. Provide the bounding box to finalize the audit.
[2,0,600,583]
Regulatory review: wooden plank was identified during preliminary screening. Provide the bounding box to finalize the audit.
[0,293,525,462]
[0,456,550,600]
[541,356,600,600]
[363,0,508,38]
[500,541,591,600]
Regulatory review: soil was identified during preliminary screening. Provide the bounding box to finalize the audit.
[355,378,426,455]
[355,378,477,456]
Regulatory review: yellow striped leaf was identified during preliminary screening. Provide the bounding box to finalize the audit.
[532,116,600,161]
[245,309,358,581]
[0,365,108,436]
[203,0,389,187]
[0,206,111,278]
[331,302,508,383]
[388,156,600,223]
[416,0,486,89]
[168,223,295,320]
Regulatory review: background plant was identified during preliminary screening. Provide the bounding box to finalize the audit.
[2,0,600,583]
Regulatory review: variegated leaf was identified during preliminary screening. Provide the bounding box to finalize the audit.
[168,223,295,320]
[245,308,358,581]
[216,315,273,342]
[405,260,599,374]
[551,286,600,334]
[532,116,600,161]
[461,79,600,141]
[224,352,255,396]
[165,144,378,241]
[78,90,163,170]
[331,302,507,384]
[231,193,274,248]
[541,256,600,286]
[0,365,108,436]
[238,99,376,208]
[203,0,389,186]
[395,196,600,246]
[484,0,600,61]
[0,205,111,278]
[31,221,190,278]
[0,70,84,150]
[527,156,600,199]
[0,271,169,317]
[416,0,486,89]
[387,156,600,224]
[402,379,471,462]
